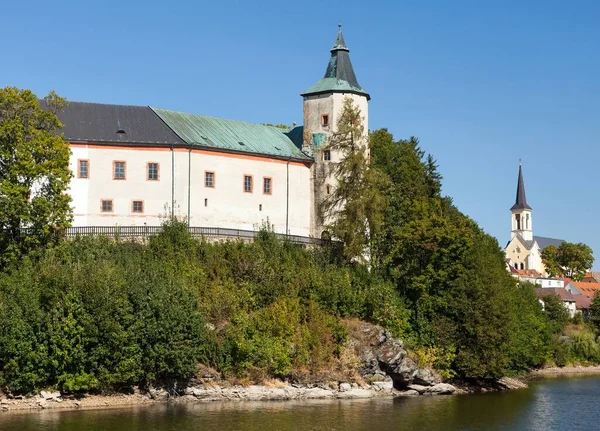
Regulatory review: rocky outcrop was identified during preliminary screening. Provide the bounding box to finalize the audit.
[348,321,443,390]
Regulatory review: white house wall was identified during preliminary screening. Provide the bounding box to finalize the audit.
[69,144,312,237]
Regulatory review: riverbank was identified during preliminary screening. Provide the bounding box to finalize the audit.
[0,381,462,413]
[530,365,600,377]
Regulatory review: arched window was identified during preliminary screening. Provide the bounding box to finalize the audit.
[520,263,524,270]
[514,263,518,269]
[515,214,521,230]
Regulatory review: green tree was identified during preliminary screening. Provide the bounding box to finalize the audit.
[542,293,570,334]
[320,97,386,261]
[590,292,600,331]
[0,87,72,266]
[541,242,594,281]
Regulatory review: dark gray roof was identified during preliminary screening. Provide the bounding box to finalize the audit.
[285,125,304,150]
[43,100,185,145]
[510,165,532,211]
[301,25,370,100]
[534,236,565,250]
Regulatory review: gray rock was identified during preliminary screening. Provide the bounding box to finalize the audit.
[40,390,61,401]
[372,381,394,391]
[350,322,441,389]
[339,383,351,392]
[303,388,334,399]
[424,383,457,395]
[337,389,374,399]
[407,384,429,394]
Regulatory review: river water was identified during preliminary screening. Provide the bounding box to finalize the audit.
[2,376,600,430]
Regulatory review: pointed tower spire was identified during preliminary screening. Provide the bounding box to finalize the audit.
[332,23,348,51]
[301,25,370,100]
[510,162,532,211]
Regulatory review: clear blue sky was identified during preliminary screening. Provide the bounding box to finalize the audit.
[3,0,600,263]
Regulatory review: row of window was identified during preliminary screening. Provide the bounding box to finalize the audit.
[101,200,144,213]
[77,160,273,194]
[77,160,160,181]
[100,199,269,213]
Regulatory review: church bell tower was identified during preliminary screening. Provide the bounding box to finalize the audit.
[510,163,533,241]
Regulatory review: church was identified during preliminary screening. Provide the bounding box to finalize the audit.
[51,25,368,240]
[504,164,564,275]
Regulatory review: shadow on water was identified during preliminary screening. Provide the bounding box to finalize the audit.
[3,377,600,431]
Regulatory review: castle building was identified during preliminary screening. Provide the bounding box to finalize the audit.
[53,26,368,239]
[504,164,564,275]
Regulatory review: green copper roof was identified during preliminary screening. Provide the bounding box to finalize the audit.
[302,25,370,100]
[151,108,312,162]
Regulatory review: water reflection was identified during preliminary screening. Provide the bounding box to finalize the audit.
[2,378,600,431]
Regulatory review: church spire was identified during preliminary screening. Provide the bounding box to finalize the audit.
[510,162,532,211]
[301,25,370,100]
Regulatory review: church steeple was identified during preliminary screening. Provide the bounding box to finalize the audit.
[510,163,532,211]
[510,163,533,241]
[301,25,370,100]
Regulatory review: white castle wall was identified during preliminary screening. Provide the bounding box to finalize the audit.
[69,144,312,237]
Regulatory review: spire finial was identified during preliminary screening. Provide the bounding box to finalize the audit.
[338,22,342,29]
[519,158,522,167]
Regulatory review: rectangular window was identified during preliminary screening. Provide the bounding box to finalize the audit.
[147,162,159,181]
[321,114,329,127]
[132,200,144,213]
[101,199,113,213]
[323,150,331,161]
[244,175,253,193]
[113,161,126,180]
[263,177,272,195]
[205,171,215,188]
[78,159,89,179]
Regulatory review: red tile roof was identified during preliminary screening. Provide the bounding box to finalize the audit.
[572,282,600,298]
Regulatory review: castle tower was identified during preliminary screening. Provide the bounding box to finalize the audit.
[301,25,370,237]
[510,163,533,241]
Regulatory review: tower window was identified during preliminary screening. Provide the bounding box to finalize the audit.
[147,162,159,181]
[515,214,521,230]
[323,150,331,161]
[244,175,253,193]
[321,114,330,127]
[78,159,89,179]
[326,185,331,195]
[113,161,126,180]
[204,198,208,207]
[132,200,144,214]
[259,204,262,211]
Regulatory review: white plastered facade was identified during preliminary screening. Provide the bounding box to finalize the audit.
[69,144,312,236]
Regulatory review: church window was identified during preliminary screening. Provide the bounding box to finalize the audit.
[515,214,521,230]
[147,163,159,181]
[526,214,530,230]
[78,159,89,179]
[514,263,518,269]
[321,114,329,127]
[132,200,144,214]
[205,171,215,188]
[520,263,524,270]
[113,161,126,180]
[263,177,272,195]
[244,175,253,193]
[324,150,331,161]
[101,199,113,213]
